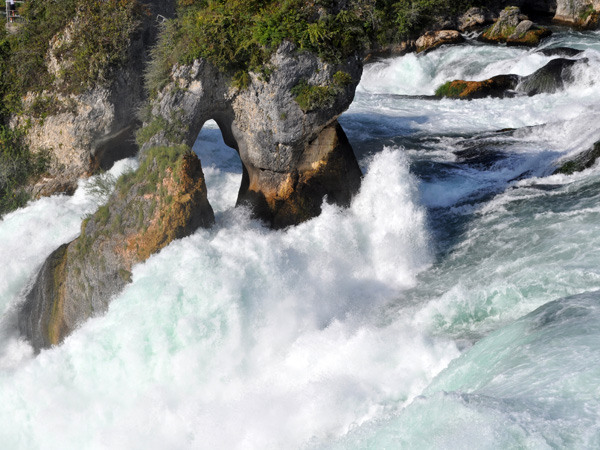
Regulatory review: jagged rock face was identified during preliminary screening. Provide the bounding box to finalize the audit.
[146,41,363,227]
[19,148,214,351]
[20,0,176,197]
[480,6,552,46]
[554,0,600,28]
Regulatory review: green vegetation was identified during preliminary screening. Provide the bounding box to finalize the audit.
[115,144,191,195]
[434,80,467,98]
[0,125,48,218]
[2,0,146,100]
[0,0,145,217]
[147,0,486,95]
[291,71,353,112]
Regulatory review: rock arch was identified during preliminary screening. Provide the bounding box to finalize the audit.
[142,41,363,228]
[19,41,364,351]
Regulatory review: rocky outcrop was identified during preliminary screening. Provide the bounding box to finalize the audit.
[20,22,364,351]
[554,0,600,28]
[143,41,363,228]
[480,6,552,46]
[436,57,586,99]
[554,140,600,174]
[416,30,465,54]
[19,146,214,351]
[18,0,176,197]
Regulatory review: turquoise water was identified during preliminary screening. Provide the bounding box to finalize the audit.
[0,29,599,449]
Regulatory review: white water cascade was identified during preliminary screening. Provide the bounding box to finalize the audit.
[1,29,600,449]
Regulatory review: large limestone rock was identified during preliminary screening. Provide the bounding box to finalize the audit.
[554,0,600,28]
[144,40,363,228]
[19,0,176,197]
[19,146,214,351]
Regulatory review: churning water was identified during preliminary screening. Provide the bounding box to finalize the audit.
[1,28,600,449]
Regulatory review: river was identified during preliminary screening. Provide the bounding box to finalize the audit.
[0,28,599,449]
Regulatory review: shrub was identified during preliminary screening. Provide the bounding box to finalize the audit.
[0,125,48,218]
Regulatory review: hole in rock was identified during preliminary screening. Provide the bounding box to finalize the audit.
[193,120,243,213]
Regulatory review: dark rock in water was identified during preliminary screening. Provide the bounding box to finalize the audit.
[538,47,585,57]
[480,6,552,47]
[554,141,600,174]
[518,58,585,95]
[416,30,465,54]
[19,148,215,352]
[435,75,520,99]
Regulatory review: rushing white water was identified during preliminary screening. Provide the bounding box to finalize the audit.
[1,29,600,449]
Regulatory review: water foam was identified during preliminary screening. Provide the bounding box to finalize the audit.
[0,149,458,449]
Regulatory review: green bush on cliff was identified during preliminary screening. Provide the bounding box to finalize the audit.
[0,125,48,218]
[146,0,487,94]
[0,0,146,103]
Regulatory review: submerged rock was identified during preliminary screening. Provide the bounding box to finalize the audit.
[435,75,520,99]
[537,47,585,57]
[416,30,465,54]
[19,147,214,351]
[480,6,552,46]
[554,140,600,174]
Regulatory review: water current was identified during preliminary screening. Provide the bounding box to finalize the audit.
[1,28,600,449]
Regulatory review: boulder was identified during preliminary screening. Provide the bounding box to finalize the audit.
[416,30,465,54]
[19,146,214,351]
[517,58,584,95]
[480,6,552,46]
[435,75,520,99]
[554,0,600,28]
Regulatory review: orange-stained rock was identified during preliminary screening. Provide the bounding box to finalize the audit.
[19,147,214,351]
